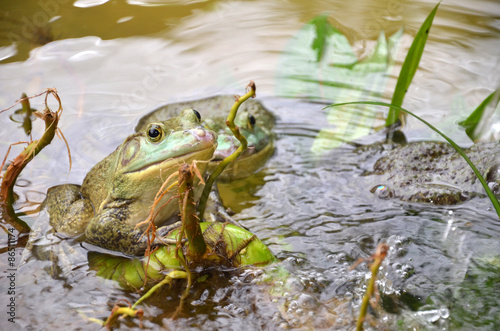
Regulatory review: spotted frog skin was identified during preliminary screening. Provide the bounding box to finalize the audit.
[136,95,275,182]
[366,141,500,204]
[43,109,217,255]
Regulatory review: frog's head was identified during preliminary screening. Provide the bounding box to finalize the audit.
[113,108,217,196]
[132,96,275,182]
[206,109,274,181]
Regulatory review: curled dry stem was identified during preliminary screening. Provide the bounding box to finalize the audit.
[1,89,69,233]
[135,167,179,288]
[136,161,204,288]
[172,162,207,317]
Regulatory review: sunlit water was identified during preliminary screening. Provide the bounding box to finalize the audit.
[1,0,500,330]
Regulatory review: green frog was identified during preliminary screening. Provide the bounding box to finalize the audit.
[366,141,500,204]
[42,108,217,255]
[136,95,275,182]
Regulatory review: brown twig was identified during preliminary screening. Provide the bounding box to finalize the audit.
[1,89,67,233]
[353,243,389,331]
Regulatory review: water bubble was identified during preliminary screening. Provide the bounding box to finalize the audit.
[279,322,289,329]
[297,293,317,309]
[396,246,408,257]
[439,307,450,319]
[371,184,393,199]
[459,191,470,201]
[288,300,299,311]
[416,309,441,323]
[16,178,31,187]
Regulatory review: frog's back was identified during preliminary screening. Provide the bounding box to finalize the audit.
[135,95,274,132]
[367,141,500,204]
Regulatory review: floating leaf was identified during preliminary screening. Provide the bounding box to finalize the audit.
[276,15,357,100]
[277,15,404,152]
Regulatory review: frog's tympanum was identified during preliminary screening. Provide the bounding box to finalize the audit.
[136,95,275,181]
[43,109,217,255]
[366,141,500,204]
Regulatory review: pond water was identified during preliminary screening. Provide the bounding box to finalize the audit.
[1,0,500,330]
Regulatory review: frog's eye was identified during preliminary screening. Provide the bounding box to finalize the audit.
[248,114,256,129]
[192,109,201,122]
[147,124,163,142]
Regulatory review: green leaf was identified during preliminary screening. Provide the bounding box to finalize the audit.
[386,2,440,126]
[310,15,333,62]
[276,15,405,152]
[276,15,357,99]
[310,29,404,152]
[458,89,500,141]
[89,222,276,289]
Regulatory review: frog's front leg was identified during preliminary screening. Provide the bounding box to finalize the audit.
[84,199,180,255]
[84,200,151,256]
[44,184,95,236]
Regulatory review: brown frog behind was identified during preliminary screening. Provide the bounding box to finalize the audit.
[365,141,500,204]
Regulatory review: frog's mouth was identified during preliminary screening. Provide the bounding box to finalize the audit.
[153,145,216,170]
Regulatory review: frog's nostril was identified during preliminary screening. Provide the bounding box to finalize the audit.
[193,128,206,137]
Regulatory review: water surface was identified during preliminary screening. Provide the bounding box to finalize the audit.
[1,0,499,329]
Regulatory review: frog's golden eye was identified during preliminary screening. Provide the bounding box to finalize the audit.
[192,109,201,122]
[147,124,163,142]
[248,114,256,129]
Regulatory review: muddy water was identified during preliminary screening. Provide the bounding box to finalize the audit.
[1,0,500,330]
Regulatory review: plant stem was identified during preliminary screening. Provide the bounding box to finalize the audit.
[197,81,256,220]
[178,164,206,259]
[132,270,187,309]
[356,243,388,331]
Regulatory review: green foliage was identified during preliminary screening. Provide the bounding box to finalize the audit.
[277,14,404,151]
[386,2,440,126]
[459,89,500,141]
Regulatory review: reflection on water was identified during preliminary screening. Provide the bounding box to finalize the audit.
[1,0,500,329]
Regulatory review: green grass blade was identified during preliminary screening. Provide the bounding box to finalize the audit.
[459,89,500,141]
[328,101,500,218]
[386,2,440,127]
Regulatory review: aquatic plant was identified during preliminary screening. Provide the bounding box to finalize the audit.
[386,3,439,127]
[459,88,500,142]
